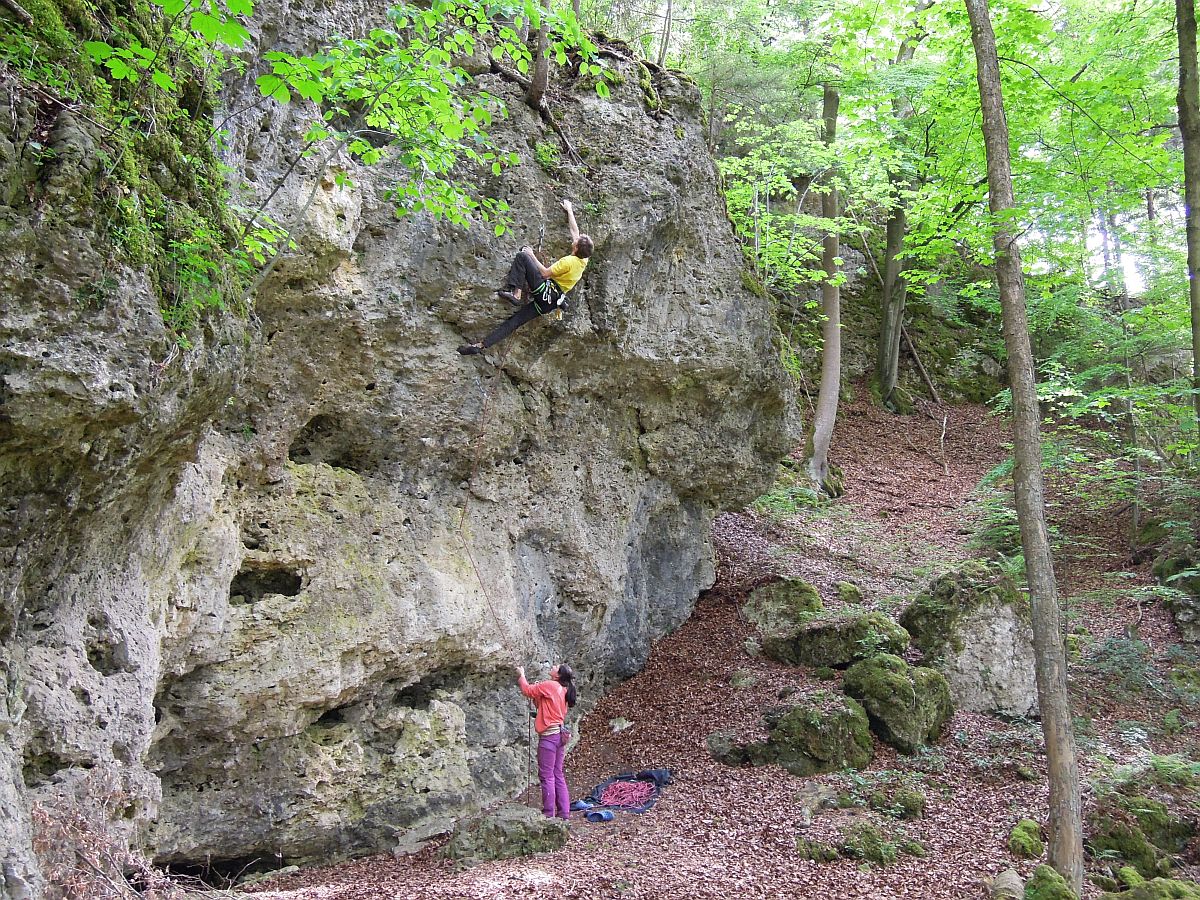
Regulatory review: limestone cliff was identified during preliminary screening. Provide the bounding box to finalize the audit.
[0,8,794,893]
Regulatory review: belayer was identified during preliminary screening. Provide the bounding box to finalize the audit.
[458,199,593,355]
[517,662,578,820]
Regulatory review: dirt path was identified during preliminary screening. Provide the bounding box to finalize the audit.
[247,396,1191,899]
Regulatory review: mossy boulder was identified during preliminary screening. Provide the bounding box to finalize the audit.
[795,838,840,862]
[836,821,898,865]
[1024,865,1079,900]
[744,578,824,634]
[1153,550,1200,642]
[842,654,953,753]
[869,787,926,819]
[444,803,568,865]
[1088,793,1196,878]
[837,581,864,604]
[900,561,1037,717]
[1009,819,1045,859]
[1099,879,1200,899]
[708,693,873,776]
[761,693,874,776]
[762,611,910,669]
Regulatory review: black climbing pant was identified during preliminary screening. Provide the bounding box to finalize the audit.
[480,300,544,349]
[505,251,547,296]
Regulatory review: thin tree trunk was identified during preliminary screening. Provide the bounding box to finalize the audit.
[1178,0,1200,429]
[657,0,673,67]
[805,84,841,491]
[525,0,551,110]
[964,0,1085,891]
[874,0,932,408]
[877,196,907,405]
[572,0,580,20]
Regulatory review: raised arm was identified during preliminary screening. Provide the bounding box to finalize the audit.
[562,198,580,244]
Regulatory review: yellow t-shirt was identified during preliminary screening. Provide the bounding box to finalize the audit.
[547,255,588,292]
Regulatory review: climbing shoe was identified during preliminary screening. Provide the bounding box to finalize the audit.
[457,344,483,355]
[496,290,521,307]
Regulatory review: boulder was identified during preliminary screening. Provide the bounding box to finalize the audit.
[707,692,873,777]
[743,578,823,634]
[842,654,952,754]
[990,869,1025,899]
[1009,819,1044,859]
[1088,793,1196,879]
[1153,550,1200,642]
[1025,865,1078,900]
[1099,879,1200,899]
[762,612,910,669]
[444,804,568,865]
[900,562,1037,717]
[761,693,874,776]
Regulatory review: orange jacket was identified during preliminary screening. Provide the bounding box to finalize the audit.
[519,676,568,734]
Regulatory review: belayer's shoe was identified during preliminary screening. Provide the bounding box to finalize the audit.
[457,344,483,355]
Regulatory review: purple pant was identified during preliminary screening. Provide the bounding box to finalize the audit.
[537,731,570,819]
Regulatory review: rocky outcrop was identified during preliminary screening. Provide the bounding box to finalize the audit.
[900,562,1037,718]
[0,8,794,889]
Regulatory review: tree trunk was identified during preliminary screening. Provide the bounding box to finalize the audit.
[874,0,932,408]
[524,0,551,110]
[876,194,907,405]
[805,84,841,491]
[657,0,673,67]
[1178,0,1200,429]
[964,0,1085,892]
[572,0,581,20]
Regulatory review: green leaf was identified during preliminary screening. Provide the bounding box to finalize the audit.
[596,81,610,99]
[255,74,291,103]
[494,223,505,236]
[191,12,222,42]
[151,70,178,92]
[491,161,501,175]
[84,41,113,61]
[105,57,136,81]
[225,0,253,15]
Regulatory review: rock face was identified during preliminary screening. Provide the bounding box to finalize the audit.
[0,9,794,889]
[900,562,1037,718]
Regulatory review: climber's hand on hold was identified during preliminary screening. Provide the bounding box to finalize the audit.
[561,199,573,213]
[516,665,525,679]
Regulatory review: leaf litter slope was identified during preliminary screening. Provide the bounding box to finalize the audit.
[246,397,1186,899]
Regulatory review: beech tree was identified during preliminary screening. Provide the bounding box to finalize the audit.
[1179,0,1200,429]
[964,0,1085,890]
[805,83,843,492]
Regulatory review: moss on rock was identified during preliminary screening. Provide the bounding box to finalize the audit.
[1009,819,1044,859]
[836,822,897,865]
[899,560,1025,663]
[1099,879,1200,900]
[795,838,840,862]
[743,578,823,634]
[762,611,910,669]
[1088,792,1196,878]
[1024,865,1079,900]
[444,804,568,865]
[869,787,926,819]
[837,581,864,604]
[842,654,952,753]
[761,693,873,776]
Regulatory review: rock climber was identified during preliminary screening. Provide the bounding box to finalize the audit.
[516,662,577,820]
[458,199,593,355]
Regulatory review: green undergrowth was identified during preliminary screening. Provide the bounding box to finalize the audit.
[3,0,245,342]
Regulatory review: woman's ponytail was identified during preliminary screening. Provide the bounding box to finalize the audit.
[557,663,577,707]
